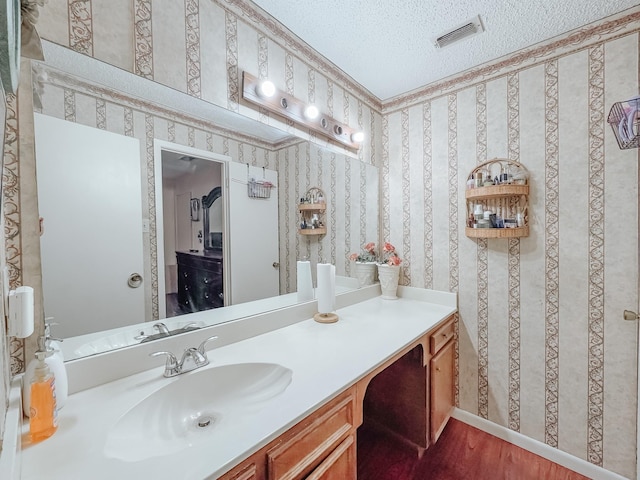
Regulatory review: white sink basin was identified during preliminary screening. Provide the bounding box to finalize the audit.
[104,362,293,462]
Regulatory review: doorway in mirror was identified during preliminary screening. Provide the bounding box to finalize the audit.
[155,142,280,319]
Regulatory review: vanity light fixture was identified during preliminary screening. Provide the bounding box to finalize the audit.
[303,105,319,120]
[351,131,365,143]
[242,71,363,150]
[256,80,276,98]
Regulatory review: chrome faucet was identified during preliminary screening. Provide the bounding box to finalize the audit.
[153,322,171,335]
[150,335,218,377]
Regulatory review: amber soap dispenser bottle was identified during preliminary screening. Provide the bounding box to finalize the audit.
[29,351,58,442]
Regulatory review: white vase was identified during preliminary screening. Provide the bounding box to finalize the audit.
[377,264,401,299]
[353,262,377,287]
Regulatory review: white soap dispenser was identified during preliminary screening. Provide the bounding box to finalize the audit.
[23,322,68,417]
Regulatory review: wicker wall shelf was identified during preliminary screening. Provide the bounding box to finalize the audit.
[298,187,326,236]
[299,227,327,236]
[465,159,530,239]
[465,184,529,201]
[298,203,326,212]
[465,226,529,238]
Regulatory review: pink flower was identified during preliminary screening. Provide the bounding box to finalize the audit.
[387,254,401,266]
[349,241,377,262]
[380,241,402,265]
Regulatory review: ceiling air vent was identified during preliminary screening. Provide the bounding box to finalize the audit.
[433,15,484,49]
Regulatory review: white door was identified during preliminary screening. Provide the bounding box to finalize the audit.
[34,113,145,338]
[228,163,279,304]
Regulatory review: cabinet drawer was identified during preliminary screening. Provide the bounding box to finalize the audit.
[267,391,355,480]
[306,434,355,480]
[430,317,455,354]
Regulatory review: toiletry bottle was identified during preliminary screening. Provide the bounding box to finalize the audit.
[467,175,475,190]
[29,351,58,442]
[23,323,68,416]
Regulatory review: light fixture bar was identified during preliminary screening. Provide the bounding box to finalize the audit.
[242,71,364,150]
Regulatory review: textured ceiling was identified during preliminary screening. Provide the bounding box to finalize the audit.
[251,0,639,101]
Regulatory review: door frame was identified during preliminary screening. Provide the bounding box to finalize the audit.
[153,140,231,319]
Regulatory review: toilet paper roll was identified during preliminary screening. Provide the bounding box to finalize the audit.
[316,263,335,314]
[296,261,313,302]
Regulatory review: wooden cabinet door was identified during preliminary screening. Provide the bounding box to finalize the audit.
[267,391,355,480]
[430,339,454,444]
[218,461,263,480]
[305,435,356,480]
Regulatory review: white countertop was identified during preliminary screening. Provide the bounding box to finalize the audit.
[21,289,456,480]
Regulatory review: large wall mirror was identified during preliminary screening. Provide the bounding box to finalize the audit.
[31,42,379,361]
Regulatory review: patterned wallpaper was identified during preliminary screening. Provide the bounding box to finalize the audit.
[2,0,639,478]
[0,88,8,445]
[382,10,640,478]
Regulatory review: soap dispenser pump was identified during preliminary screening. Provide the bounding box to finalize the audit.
[29,351,58,442]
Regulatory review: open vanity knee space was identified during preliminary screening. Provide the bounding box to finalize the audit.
[20,287,456,480]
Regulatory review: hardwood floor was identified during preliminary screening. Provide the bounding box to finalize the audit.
[357,418,591,480]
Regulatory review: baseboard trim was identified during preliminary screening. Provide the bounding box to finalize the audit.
[452,408,628,480]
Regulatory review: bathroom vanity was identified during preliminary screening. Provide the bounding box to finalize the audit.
[219,314,456,480]
[19,287,456,480]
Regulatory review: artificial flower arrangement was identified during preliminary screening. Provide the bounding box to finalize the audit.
[349,242,377,263]
[380,242,402,266]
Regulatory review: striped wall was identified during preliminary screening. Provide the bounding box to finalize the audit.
[382,11,640,478]
[0,87,8,447]
[2,1,638,478]
[277,141,378,291]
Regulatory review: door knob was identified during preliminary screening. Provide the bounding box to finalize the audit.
[623,310,639,321]
[272,262,280,268]
[127,273,143,288]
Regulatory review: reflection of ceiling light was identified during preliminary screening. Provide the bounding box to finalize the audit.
[256,80,275,98]
[304,105,319,120]
[351,132,365,143]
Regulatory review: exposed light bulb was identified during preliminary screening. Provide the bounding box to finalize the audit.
[304,105,319,120]
[351,131,365,143]
[257,80,275,98]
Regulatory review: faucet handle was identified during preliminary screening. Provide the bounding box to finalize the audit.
[197,335,219,356]
[180,347,208,370]
[149,350,178,368]
[153,323,170,335]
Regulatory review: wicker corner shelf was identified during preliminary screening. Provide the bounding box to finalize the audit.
[465,159,530,239]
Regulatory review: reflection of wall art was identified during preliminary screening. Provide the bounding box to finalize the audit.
[190,197,200,221]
